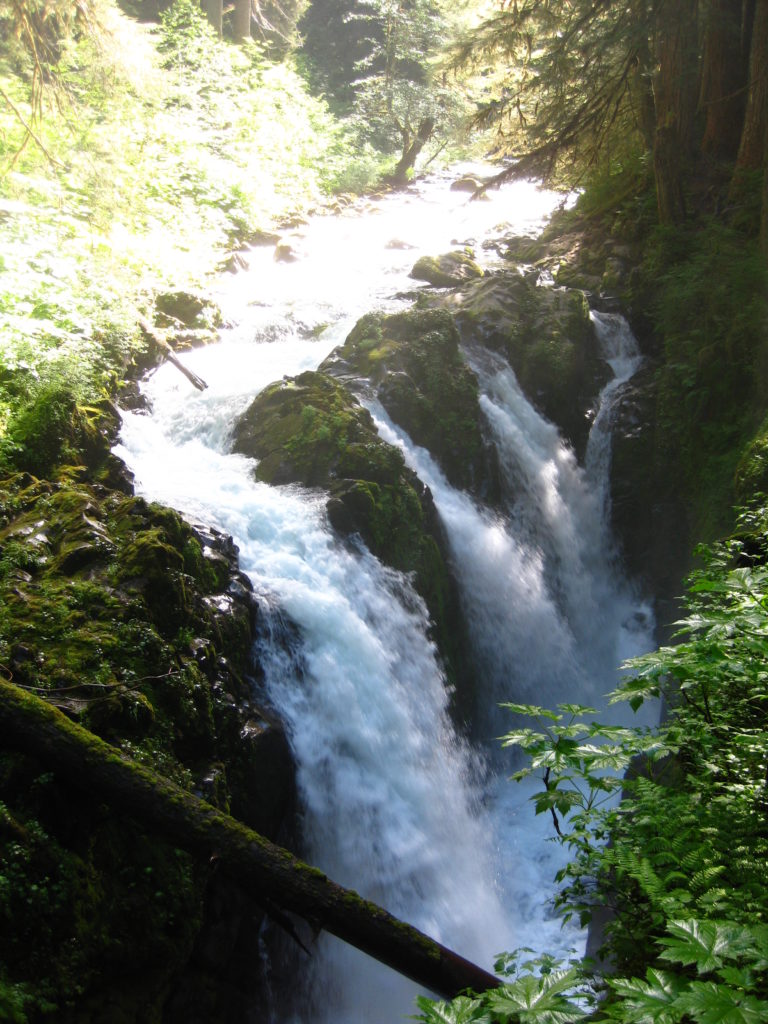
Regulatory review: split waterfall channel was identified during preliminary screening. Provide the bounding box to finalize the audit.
[115,169,656,1022]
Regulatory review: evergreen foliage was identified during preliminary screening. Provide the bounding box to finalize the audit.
[452,0,768,230]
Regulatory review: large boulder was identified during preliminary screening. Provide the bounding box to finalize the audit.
[231,370,472,700]
[322,308,495,497]
[445,270,609,460]
[411,250,485,288]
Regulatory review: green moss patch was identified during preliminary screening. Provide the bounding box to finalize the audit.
[333,309,486,492]
[0,471,292,1019]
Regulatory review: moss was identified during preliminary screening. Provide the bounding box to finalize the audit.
[410,251,484,288]
[231,371,432,569]
[232,372,378,486]
[0,468,293,1019]
[334,309,486,492]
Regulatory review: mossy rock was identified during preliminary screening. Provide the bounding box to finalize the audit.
[0,380,121,483]
[153,290,222,331]
[0,470,294,1021]
[231,372,379,487]
[326,309,489,494]
[231,371,433,570]
[410,251,484,288]
[449,271,609,459]
[231,371,473,698]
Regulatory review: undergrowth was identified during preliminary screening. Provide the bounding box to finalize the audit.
[0,0,386,454]
[416,504,768,1023]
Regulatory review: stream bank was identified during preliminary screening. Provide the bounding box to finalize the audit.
[0,170,699,1021]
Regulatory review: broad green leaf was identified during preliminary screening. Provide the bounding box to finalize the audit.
[557,703,597,716]
[607,969,684,1023]
[674,981,768,1024]
[659,920,751,973]
[486,968,585,1023]
[413,995,490,1024]
[499,703,562,721]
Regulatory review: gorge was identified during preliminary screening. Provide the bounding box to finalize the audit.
[114,168,659,1021]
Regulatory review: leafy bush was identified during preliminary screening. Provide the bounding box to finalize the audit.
[416,506,768,1023]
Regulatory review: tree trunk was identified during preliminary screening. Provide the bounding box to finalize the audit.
[233,0,251,42]
[0,679,502,1002]
[390,117,435,186]
[201,0,222,36]
[652,0,699,222]
[761,110,768,255]
[699,0,748,159]
[734,0,768,171]
[631,31,657,154]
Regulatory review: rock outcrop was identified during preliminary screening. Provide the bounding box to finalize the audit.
[322,308,496,497]
[0,466,293,1022]
[442,269,608,460]
[231,367,474,708]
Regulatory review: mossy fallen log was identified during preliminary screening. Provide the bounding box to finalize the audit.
[0,678,502,1001]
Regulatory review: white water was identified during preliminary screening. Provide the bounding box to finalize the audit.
[115,168,652,1021]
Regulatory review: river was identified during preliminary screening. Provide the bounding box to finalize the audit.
[115,166,655,1022]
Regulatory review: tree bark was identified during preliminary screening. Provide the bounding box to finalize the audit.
[390,117,435,186]
[0,679,502,1002]
[761,110,768,255]
[652,0,699,222]
[233,0,251,42]
[201,0,223,36]
[699,0,748,159]
[734,0,768,171]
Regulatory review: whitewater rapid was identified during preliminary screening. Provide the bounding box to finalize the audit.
[115,168,653,1022]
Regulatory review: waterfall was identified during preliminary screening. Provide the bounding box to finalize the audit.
[364,309,654,962]
[114,170,653,1021]
[116,328,514,1024]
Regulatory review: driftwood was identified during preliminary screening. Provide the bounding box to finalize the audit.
[138,317,208,392]
[0,679,503,1001]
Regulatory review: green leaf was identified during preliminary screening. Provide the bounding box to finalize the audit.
[499,702,562,721]
[674,981,768,1024]
[658,920,750,974]
[413,995,490,1024]
[607,969,684,1023]
[486,968,585,1023]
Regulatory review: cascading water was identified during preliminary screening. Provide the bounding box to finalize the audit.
[115,167,654,1021]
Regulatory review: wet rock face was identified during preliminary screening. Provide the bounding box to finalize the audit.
[0,471,293,1021]
[231,367,473,704]
[445,270,609,460]
[324,308,494,497]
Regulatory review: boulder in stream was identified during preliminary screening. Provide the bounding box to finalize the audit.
[321,308,496,497]
[231,370,472,698]
[411,250,485,288]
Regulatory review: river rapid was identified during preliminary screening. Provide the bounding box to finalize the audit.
[115,167,655,1022]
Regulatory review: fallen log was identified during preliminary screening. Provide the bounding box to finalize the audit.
[0,678,502,1001]
[138,316,208,391]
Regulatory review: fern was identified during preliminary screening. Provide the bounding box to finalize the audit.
[418,509,768,1024]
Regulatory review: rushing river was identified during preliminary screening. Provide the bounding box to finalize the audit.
[115,167,654,1022]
